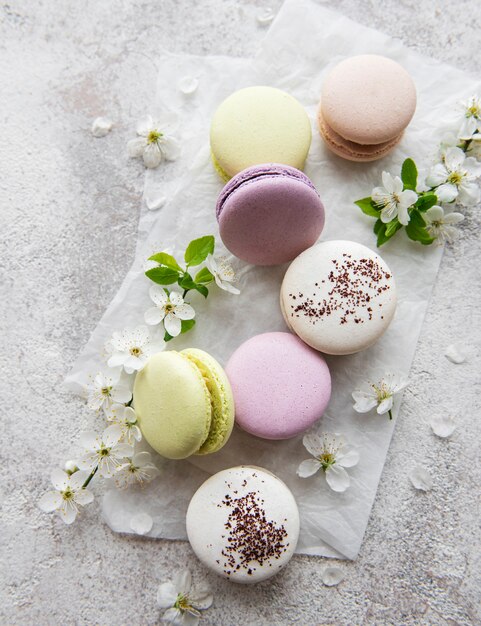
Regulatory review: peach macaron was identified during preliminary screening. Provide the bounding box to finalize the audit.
[318,54,416,162]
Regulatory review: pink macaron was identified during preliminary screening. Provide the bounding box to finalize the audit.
[225,332,331,440]
[216,164,325,266]
[319,55,417,162]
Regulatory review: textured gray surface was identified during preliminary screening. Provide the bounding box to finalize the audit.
[1,1,480,624]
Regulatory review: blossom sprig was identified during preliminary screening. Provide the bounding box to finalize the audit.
[352,373,408,420]
[297,433,359,493]
[145,235,240,341]
[157,570,213,625]
[355,95,481,247]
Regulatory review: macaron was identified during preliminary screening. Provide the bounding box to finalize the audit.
[210,86,312,181]
[133,349,235,460]
[186,466,300,584]
[226,332,331,439]
[216,164,325,266]
[318,55,416,162]
[280,240,397,355]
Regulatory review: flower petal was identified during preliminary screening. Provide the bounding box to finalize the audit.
[169,291,184,306]
[381,171,395,193]
[164,313,181,337]
[143,143,162,169]
[302,433,322,457]
[325,465,350,492]
[435,183,458,203]
[160,136,181,161]
[457,182,480,206]
[426,163,448,187]
[429,415,457,438]
[136,115,154,136]
[352,391,377,413]
[297,458,321,478]
[68,470,89,491]
[144,307,163,325]
[102,424,123,447]
[337,446,360,468]
[107,353,128,368]
[127,137,146,158]
[60,502,78,525]
[425,205,444,222]
[216,280,240,295]
[111,384,132,404]
[51,468,69,491]
[38,491,62,512]
[173,570,192,595]
[173,304,195,321]
[162,608,185,625]
[190,584,213,610]
[149,285,168,306]
[113,443,134,459]
[74,488,94,506]
[444,146,465,171]
[79,431,100,451]
[377,396,394,415]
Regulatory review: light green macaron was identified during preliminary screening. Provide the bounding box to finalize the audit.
[210,86,312,180]
[133,349,235,460]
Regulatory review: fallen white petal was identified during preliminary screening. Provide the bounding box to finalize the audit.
[91,116,113,137]
[429,415,457,438]
[178,76,199,95]
[257,7,275,24]
[145,193,166,211]
[322,567,344,587]
[129,512,153,535]
[409,466,433,491]
[445,344,466,364]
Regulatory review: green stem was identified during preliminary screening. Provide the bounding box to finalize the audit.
[388,409,393,420]
[82,466,98,489]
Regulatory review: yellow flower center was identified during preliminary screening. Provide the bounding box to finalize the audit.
[447,171,464,186]
[165,303,174,312]
[130,346,142,356]
[62,488,74,501]
[319,452,336,470]
[467,104,480,118]
[101,386,112,396]
[372,381,391,402]
[147,130,163,144]
[174,594,194,613]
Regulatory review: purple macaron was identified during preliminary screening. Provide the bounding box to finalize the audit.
[226,332,331,440]
[216,164,325,265]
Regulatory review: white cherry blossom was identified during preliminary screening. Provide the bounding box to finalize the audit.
[372,172,418,225]
[86,371,132,416]
[157,570,213,626]
[352,374,408,419]
[106,325,164,374]
[205,255,240,294]
[297,433,359,493]
[424,205,464,244]
[426,147,481,205]
[458,95,481,140]
[144,287,195,337]
[109,405,142,445]
[78,424,133,478]
[128,114,180,169]
[116,451,160,487]
[38,469,93,524]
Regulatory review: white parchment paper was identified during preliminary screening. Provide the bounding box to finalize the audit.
[66,0,481,559]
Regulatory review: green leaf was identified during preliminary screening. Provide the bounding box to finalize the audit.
[178,273,196,290]
[184,236,215,267]
[181,319,196,334]
[164,330,173,342]
[385,218,401,238]
[145,267,179,285]
[416,193,438,212]
[405,210,435,245]
[374,219,384,235]
[148,252,183,272]
[354,197,380,217]
[401,158,418,191]
[194,267,214,284]
[194,284,209,298]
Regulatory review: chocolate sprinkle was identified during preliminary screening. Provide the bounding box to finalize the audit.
[289,254,391,326]
[217,490,289,576]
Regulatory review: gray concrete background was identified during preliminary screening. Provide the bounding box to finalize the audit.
[1,1,480,624]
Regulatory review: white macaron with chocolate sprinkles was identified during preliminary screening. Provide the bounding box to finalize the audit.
[186,466,300,584]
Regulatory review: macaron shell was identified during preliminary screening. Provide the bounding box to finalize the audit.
[210,86,312,179]
[186,466,300,584]
[321,54,416,145]
[280,240,397,355]
[226,332,331,439]
[133,351,211,460]
[217,165,325,265]
[318,111,402,162]
[181,348,235,455]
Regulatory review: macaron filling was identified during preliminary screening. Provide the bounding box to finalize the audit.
[181,349,234,455]
[216,164,318,220]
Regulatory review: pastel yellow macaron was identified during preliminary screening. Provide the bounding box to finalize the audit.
[210,86,312,181]
[133,349,235,460]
